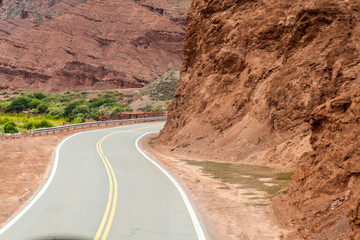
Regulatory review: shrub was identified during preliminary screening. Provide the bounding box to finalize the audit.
[73,104,89,115]
[24,122,36,130]
[39,120,53,128]
[8,96,31,111]
[49,107,64,116]
[164,100,171,108]
[4,121,18,133]
[63,101,80,117]
[111,107,124,115]
[97,106,111,116]
[144,105,153,112]
[29,99,42,109]
[153,105,163,111]
[88,97,116,109]
[71,117,85,124]
[33,92,46,100]
[0,118,10,124]
[37,103,49,113]
[90,112,100,121]
[0,102,10,111]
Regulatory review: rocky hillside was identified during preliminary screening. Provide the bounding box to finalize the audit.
[157,0,360,239]
[129,68,179,111]
[0,0,191,92]
[0,0,191,36]
[0,0,87,35]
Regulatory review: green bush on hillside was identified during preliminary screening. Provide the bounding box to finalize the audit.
[8,96,31,111]
[0,117,10,124]
[73,104,89,115]
[39,120,53,128]
[33,92,46,100]
[37,103,49,114]
[4,121,18,133]
[24,122,36,130]
[49,107,63,116]
[29,99,42,108]
[71,116,85,124]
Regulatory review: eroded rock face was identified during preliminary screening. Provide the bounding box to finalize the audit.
[0,0,87,36]
[158,0,360,238]
[0,0,189,92]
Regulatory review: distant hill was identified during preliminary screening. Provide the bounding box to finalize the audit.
[0,0,191,92]
[129,68,179,111]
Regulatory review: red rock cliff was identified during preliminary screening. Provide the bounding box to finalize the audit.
[158,0,360,238]
[0,0,189,92]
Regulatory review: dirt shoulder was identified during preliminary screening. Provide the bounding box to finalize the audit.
[140,133,294,240]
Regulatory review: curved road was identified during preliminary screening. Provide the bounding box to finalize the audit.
[0,122,208,240]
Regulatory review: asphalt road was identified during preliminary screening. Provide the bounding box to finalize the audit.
[0,122,208,240]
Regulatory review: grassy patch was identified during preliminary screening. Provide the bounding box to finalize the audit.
[184,160,293,198]
[148,136,158,147]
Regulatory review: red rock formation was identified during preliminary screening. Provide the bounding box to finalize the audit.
[0,0,188,92]
[99,111,166,121]
[0,0,86,36]
[157,0,360,238]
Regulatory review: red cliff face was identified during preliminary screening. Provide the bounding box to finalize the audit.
[0,0,190,92]
[158,0,360,238]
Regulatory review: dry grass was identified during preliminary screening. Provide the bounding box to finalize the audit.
[184,160,293,198]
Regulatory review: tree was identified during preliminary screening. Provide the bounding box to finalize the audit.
[8,97,31,111]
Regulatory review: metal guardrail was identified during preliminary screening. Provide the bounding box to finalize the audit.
[30,116,167,136]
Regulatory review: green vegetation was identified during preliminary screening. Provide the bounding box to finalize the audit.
[3,121,18,134]
[141,68,179,101]
[130,68,179,112]
[184,160,293,198]
[0,90,134,134]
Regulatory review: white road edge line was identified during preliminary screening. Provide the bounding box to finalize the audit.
[0,132,82,236]
[135,132,207,240]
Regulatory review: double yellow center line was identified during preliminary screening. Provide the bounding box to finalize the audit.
[93,125,162,240]
[94,131,119,240]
